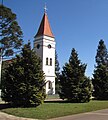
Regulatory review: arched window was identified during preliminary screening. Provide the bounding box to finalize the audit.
[46,58,48,65]
[37,44,40,49]
[50,58,52,66]
[48,81,52,89]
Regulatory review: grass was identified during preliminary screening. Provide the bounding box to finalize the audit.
[1,100,108,119]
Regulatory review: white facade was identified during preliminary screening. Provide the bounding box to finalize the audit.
[34,35,56,94]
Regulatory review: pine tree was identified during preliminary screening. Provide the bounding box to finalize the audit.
[92,39,108,100]
[55,51,60,94]
[0,5,23,57]
[59,48,92,102]
[2,42,46,107]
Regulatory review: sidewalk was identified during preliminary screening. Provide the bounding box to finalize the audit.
[49,109,108,120]
[0,111,37,120]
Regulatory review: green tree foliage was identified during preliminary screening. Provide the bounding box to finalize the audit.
[55,51,60,94]
[59,48,92,103]
[0,5,23,57]
[1,42,46,107]
[92,39,108,100]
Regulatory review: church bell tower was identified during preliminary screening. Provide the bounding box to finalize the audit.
[34,7,56,94]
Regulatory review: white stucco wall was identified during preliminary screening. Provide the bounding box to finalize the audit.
[34,35,56,94]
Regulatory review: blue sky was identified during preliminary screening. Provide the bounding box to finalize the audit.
[1,0,108,77]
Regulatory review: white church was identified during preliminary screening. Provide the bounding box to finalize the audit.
[34,9,56,95]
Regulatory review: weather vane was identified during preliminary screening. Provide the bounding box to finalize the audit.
[44,3,48,13]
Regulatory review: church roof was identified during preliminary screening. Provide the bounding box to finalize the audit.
[35,12,54,38]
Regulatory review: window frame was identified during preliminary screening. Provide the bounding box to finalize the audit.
[50,58,52,66]
[46,57,48,65]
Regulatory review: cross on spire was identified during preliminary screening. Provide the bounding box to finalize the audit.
[35,4,54,38]
[44,4,48,13]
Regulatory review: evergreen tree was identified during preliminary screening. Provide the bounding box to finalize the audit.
[2,42,46,107]
[0,5,23,57]
[92,39,108,100]
[55,51,60,94]
[59,48,92,102]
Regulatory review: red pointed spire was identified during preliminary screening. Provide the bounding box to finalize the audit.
[35,12,54,38]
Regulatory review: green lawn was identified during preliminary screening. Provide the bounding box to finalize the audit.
[1,100,108,120]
